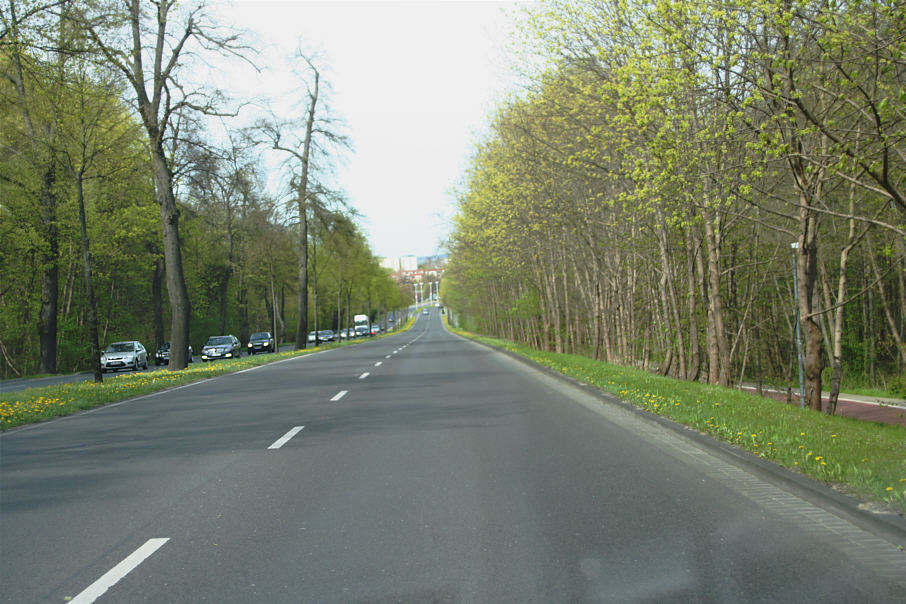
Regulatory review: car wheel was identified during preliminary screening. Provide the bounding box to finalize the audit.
[143,359,148,370]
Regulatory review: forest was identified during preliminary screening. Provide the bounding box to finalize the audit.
[444,0,906,412]
[0,1,409,379]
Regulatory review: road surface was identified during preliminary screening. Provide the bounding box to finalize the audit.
[2,309,905,602]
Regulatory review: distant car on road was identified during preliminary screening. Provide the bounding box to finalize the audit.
[154,342,194,365]
[354,325,370,338]
[247,331,275,354]
[201,335,241,361]
[308,330,335,345]
[422,309,430,315]
[101,341,148,372]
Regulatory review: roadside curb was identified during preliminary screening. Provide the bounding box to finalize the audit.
[460,333,906,550]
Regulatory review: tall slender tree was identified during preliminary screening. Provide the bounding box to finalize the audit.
[77,0,246,369]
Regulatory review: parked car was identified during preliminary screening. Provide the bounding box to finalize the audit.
[247,331,275,354]
[101,341,148,372]
[154,342,193,365]
[201,335,241,361]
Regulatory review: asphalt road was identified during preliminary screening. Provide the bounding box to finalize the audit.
[2,310,905,603]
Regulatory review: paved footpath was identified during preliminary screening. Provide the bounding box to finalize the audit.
[742,386,906,427]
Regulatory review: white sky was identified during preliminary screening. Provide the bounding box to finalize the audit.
[211,0,527,259]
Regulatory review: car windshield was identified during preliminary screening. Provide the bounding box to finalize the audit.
[319,331,333,336]
[207,336,232,346]
[250,333,270,341]
[159,342,170,351]
[106,342,133,352]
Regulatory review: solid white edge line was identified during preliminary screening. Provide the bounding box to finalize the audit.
[330,390,348,402]
[359,372,370,380]
[268,426,305,450]
[69,538,169,604]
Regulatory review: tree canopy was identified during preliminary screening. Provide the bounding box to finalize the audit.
[446,0,906,407]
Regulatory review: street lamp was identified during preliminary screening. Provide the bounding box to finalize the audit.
[791,242,805,407]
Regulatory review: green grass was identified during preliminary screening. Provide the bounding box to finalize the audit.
[0,318,416,431]
[452,328,906,514]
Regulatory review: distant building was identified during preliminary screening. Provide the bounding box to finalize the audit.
[382,254,446,285]
[380,257,400,272]
[417,254,449,268]
[400,255,418,271]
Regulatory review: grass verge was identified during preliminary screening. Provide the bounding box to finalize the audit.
[452,327,906,514]
[1,318,416,431]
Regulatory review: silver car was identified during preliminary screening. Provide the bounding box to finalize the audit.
[100,341,148,372]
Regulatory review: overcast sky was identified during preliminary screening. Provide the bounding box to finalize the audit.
[212,0,527,259]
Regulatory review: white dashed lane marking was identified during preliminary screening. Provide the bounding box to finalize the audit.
[69,538,169,604]
[268,426,304,450]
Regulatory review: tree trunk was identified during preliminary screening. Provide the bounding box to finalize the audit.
[75,174,102,382]
[795,190,824,412]
[37,165,59,374]
[150,148,191,370]
[686,225,701,382]
[294,69,319,349]
[296,202,310,348]
[702,207,729,386]
[151,253,165,350]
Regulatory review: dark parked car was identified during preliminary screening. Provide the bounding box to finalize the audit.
[100,341,148,372]
[247,331,275,354]
[201,335,241,361]
[154,342,193,365]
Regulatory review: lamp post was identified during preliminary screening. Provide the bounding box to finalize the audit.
[791,242,805,407]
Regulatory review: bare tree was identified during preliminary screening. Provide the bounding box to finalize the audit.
[76,0,247,369]
[253,53,349,349]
